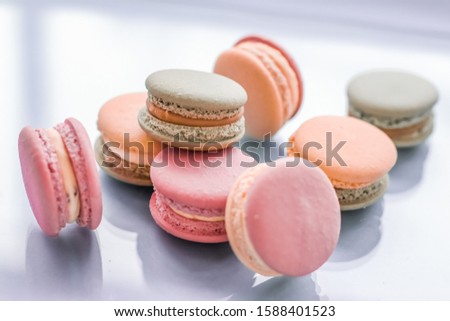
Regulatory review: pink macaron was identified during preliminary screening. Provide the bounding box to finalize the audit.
[150,147,255,243]
[18,118,102,236]
[225,157,340,276]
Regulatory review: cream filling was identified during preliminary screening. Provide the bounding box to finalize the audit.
[150,95,242,120]
[138,107,245,143]
[336,178,385,205]
[46,128,80,223]
[169,205,224,222]
[349,104,431,129]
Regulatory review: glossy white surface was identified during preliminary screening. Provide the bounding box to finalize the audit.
[1,0,450,300]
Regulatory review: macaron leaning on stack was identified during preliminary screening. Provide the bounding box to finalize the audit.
[226,157,340,276]
[96,92,163,186]
[214,35,303,139]
[138,69,247,150]
[18,118,102,236]
[347,69,438,147]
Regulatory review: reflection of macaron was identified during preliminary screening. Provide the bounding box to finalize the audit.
[18,118,102,236]
[138,69,247,150]
[347,70,438,147]
[96,93,164,186]
[150,147,255,243]
[289,116,397,211]
[214,35,303,139]
[225,158,340,276]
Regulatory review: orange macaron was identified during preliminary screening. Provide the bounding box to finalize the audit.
[214,35,303,139]
[96,92,164,186]
[289,116,397,210]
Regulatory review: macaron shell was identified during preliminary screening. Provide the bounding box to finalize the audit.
[59,118,102,229]
[149,193,227,243]
[18,127,64,236]
[214,49,284,138]
[151,147,255,209]
[290,116,397,188]
[235,35,303,116]
[244,158,340,276]
[97,92,163,166]
[347,70,438,118]
[146,69,247,111]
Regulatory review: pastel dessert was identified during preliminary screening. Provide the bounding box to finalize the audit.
[347,69,438,147]
[214,35,303,139]
[138,69,247,150]
[225,157,340,276]
[18,118,102,236]
[150,147,255,243]
[289,116,397,211]
[96,93,164,186]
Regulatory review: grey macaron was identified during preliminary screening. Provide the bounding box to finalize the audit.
[347,69,438,148]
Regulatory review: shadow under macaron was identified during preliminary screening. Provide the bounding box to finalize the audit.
[25,226,103,300]
[328,199,384,264]
[387,143,430,194]
[100,171,154,231]
[229,275,320,301]
[137,229,255,300]
[101,171,255,300]
[239,133,289,164]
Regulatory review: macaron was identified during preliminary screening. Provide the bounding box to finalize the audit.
[289,116,397,211]
[347,69,438,147]
[214,35,303,139]
[225,157,340,277]
[150,147,255,243]
[138,69,247,150]
[18,118,102,236]
[96,92,164,186]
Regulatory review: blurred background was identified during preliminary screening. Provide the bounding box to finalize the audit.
[1,0,449,300]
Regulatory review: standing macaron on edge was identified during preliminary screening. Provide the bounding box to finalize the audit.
[19,118,102,236]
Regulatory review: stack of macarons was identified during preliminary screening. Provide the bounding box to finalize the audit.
[95,69,248,186]
[18,33,439,280]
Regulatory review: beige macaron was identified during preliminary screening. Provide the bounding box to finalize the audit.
[347,69,438,148]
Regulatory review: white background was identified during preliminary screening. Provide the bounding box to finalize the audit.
[1,0,450,300]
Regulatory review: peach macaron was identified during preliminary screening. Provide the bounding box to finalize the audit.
[96,92,164,186]
[225,157,340,276]
[214,35,303,139]
[289,116,397,211]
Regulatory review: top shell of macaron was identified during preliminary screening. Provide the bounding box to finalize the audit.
[290,115,397,188]
[347,69,438,118]
[145,69,248,111]
[151,147,255,209]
